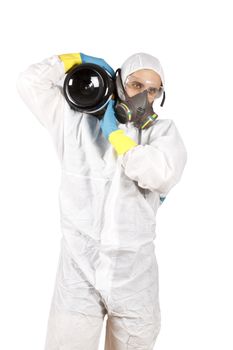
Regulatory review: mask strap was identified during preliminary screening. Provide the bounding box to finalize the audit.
[115,68,122,82]
[160,91,166,107]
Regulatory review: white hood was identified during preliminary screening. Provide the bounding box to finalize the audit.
[120,52,165,88]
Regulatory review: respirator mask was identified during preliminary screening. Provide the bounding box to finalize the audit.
[114,68,166,129]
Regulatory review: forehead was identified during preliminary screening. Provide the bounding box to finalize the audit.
[128,69,161,85]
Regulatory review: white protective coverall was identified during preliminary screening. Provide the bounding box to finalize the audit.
[16,53,187,350]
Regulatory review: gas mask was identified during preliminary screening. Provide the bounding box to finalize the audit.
[114,68,166,130]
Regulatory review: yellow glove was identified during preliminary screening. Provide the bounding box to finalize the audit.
[58,52,115,76]
[58,53,82,73]
[100,101,138,156]
[108,130,138,156]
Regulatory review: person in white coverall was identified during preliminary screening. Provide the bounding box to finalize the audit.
[16,52,187,350]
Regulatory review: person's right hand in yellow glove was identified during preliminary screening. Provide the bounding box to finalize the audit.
[58,52,115,76]
[100,100,138,156]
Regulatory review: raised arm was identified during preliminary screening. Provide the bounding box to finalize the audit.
[16,55,66,161]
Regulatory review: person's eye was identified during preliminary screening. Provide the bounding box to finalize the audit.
[131,81,143,89]
[148,87,158,95]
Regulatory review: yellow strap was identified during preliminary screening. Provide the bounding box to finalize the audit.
[58,53,82,73]
[108,130,138,155]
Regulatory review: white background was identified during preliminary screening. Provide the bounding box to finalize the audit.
[0,0,233,349]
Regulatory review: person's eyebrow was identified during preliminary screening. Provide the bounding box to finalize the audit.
[129,75,159,86]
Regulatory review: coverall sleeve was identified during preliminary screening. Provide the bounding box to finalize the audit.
[120,119,187,195]
[16,55,66,162]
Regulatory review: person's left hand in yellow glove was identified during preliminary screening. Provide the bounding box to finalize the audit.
[58,52,115,76]
[100,100,138,156]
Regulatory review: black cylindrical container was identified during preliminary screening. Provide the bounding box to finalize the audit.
[63,63,115,119]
